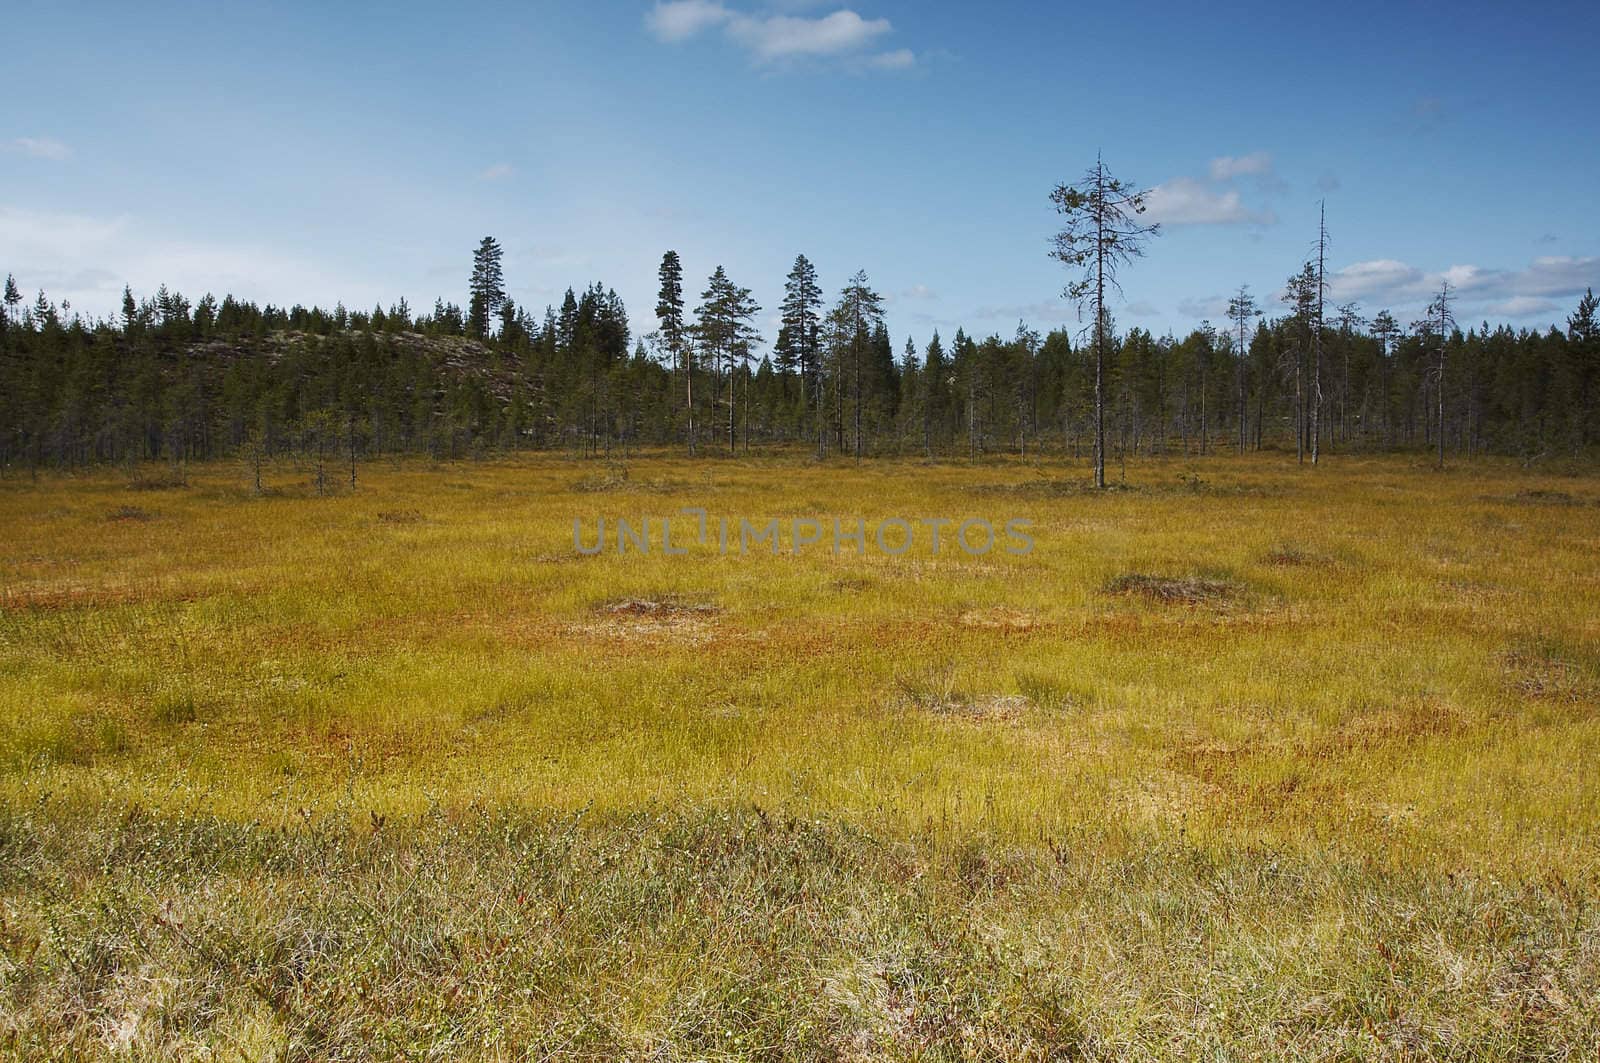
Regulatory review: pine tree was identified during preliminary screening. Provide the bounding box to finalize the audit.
[835,270,885,462]
[1050,156,1160,487]
[1370,310,1399,447]
[694,267,761,454]
[1227,286,1259,454]
[780,255,823,445]
[468,236,506,339]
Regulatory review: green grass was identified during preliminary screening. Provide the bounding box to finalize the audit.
[1,451,1597,1058]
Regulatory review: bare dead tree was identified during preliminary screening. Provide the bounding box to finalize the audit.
[1050,155,1160,488]
[1427,281,1455,468]
[1282,263,1317,464]
[1312,201,1329,466]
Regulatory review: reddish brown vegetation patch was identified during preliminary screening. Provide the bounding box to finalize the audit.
[958,607,1040,632]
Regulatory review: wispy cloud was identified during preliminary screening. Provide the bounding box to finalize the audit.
[730,9,888,58]
[1142,152,1281,226]
[1208,152,1271,181]
[1326,259,1424,301]
[1177,294,1230,320]
[866,48,915,70]
[645,2,910,69]
[1325,254,1599,321]
[480,163,514,181]
[10,137,71,160]
[1142,176,1276,227]
[1485,296,1560,318]
[971,299,1074,324]
[0,205,384,319]
[646,0,732,42]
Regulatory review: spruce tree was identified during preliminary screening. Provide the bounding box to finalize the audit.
[1567,288,1598,449]
[655,251,691,453]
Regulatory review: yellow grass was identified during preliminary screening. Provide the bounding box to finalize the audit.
[1,452,1597,1057]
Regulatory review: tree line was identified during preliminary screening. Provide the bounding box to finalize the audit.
[2,212,1597,477]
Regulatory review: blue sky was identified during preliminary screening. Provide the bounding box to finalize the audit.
[4,0,1598,352]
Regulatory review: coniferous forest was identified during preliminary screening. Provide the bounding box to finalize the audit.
[2,232,1597,473]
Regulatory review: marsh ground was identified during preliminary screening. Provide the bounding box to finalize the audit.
[1,452,1597,1058]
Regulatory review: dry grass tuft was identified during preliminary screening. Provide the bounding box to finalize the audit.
[1501,647,1595,704]
[1104,572,1239,604]
[958,606,1040,631]
[1262,542,1331,567]
[124,471,189,491]
[601,595,720,619]
[894,666,1031,721]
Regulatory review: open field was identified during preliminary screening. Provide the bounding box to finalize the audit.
[2,452,1598,1059]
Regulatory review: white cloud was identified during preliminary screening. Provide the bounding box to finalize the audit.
[1439,263,1507,293]
[646,3,903,67]
[729,9,889,58]
[1326,255,1599,322]
[645,0,731,42]
[480,162,514,181]
[1208,152,1271,181]
[10,137,70,160]
[866,48,915,70]
[1329,259,1426,301]
[1520,256,1600,297]
[1177,295,1229,320]
[901,283,936,300]
[0,205,384,320]
[1485,296,1560,317]
[1142,177,1276,226]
